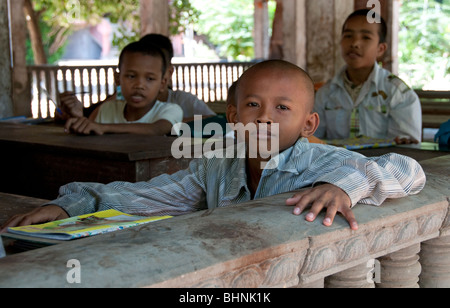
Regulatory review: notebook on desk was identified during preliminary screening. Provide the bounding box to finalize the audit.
[326,136,396,150]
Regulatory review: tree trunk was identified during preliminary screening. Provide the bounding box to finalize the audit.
[23,0,47,64]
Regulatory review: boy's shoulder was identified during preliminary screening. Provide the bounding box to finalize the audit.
[377,66,411,94]
[386,74,411,94]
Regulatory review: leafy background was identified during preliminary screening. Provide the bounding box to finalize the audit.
[26,0,449,90]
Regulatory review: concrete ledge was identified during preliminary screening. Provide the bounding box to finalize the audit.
[0,156,449,288]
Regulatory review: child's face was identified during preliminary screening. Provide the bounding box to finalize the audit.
[231,67,318,153]
[341,15,387,70]
[118,52,166,110]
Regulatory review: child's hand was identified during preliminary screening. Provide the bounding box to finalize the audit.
[286,184,358,230]
[59,92,84,119]
[394,136,419,145]
[0,205,69,232]
[64,117,104,135]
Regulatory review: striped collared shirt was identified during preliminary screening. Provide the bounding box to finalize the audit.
[51,139,426,218]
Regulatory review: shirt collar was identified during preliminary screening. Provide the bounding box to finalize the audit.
[222,138,312,200]
[332,61,381,90]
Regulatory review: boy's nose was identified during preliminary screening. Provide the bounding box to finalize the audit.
[350,38,361,49]
[133,78,145,89]
[256,112,273,124]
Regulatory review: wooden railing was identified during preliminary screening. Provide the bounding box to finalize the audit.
[28,62,254,118]
[415,90,450,129]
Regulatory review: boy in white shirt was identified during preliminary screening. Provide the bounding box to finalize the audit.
[64,41,183,135]
[314,9,422,144]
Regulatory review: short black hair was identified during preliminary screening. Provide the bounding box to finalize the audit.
[118,41,167,76]
[140,34,174,64]
[343,9,388,44]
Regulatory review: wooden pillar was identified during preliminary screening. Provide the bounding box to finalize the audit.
[10,0,31,117]
[0,0,13,119]
[281,0,353,84]
[254,0,269,59]
[140,0,169,37]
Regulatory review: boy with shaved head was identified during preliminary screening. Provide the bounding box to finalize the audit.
[2,60,425,232]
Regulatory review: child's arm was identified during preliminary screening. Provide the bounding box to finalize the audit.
[1,159,208,230]
[1,205,69,232]
[64,117,175,136]
[388,88,422,143]
[287,151,426,230]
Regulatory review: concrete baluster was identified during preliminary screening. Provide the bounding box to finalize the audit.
[419,235,450,288]
[376,244,421,288]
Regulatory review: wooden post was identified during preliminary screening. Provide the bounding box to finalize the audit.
[0,0,13,118]
[140,0,169,37]
[10,0,31,117]
[254,0,269,59]
[281,0,353,84]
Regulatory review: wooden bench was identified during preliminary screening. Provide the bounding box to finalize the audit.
[416,90,450,129]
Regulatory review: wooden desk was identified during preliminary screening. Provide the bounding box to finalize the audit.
[0,192,46,226]
[0,122,193,199]
[354,142,449,162]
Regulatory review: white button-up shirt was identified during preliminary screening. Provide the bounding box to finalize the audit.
[314,62,422,141]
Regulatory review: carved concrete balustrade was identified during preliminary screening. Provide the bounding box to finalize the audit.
[0,156,449,288]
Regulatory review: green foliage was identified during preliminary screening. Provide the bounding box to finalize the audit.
[28,0,200,63]
[399,0,450,89]
[190,0,255,60]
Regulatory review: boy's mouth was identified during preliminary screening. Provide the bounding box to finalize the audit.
[130,94,146,103]
[347,51,362,59]
[252,129,277,140]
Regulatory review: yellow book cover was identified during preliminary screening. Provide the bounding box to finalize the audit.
[326,135,396,150]
[6,209,171,241]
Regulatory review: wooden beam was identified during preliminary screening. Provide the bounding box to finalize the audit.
[282,0,353,83]
[10,0,31,117]
[254,0,269,59]
[140,0,169,37]
[0,0,13,118]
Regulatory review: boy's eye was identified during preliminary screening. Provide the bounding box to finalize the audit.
[277,105,289,110]
[247,102,259,107]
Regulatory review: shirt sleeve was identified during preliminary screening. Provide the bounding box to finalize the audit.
[388,89,422,141]
[156,103,184,126]
[46,158,209,218]
[312,151,426,207]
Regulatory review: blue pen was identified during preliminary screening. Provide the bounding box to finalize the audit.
[40,87,63,116]
[49,98,63,116]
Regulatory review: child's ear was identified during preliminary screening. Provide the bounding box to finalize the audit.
[301,112,320,138]
[377,42,388,58]
[160,74,168,93]
[226,104,238,124]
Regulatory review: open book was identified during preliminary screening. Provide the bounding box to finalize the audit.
[6,209,171,241]
[325,136,396,150]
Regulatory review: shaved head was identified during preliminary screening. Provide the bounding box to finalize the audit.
[236,60,315,111]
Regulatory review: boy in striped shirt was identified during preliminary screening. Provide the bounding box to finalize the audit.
[1,60,426,232]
